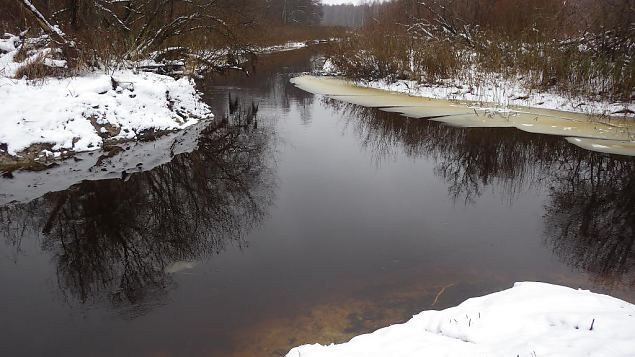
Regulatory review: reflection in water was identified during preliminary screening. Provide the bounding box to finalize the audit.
[1,48,634,357]
[0,115,276,310]
[325,99,635,286]
[327,99,557,203]
[198,47,319,119]
[545,156,635,287]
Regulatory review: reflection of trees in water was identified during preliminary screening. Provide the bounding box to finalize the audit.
[327,100,560,203]
[0,119,276,310]
[325,99,635,285]
[199,48,318,118]
[544,155,635,287]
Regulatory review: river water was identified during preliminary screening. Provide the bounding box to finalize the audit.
[0,47,633,356]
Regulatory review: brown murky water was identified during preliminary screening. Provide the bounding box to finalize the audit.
[1,47,633,357]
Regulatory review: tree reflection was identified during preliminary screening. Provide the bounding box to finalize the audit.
[199,47,318,118]
[325,99,635,285]
[327,100,560,203]
[544,154,635,287]
[0,116,276,310]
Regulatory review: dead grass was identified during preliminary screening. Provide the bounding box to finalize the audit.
[12,44,28,62]
[14,55,63,80]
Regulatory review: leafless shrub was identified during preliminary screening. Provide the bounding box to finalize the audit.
[327,0,635,102]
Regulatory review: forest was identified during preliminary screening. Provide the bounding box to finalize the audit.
[325,0,635,103]
[0,0,327,75]
[321,2,383,28]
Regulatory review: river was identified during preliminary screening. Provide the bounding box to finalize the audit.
[0,47,633,357]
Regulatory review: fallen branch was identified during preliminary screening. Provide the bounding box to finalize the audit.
[17,0,68,45]
[432,283,456,306]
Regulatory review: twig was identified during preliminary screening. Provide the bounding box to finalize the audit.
[432,283,456,306]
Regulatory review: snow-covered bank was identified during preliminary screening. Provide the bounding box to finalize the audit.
[322,60,635,118]
[0,34,212,165]
[257,39,335,55]
[287,282,635,357]
[0,71,210,155]
[0,119,209,205]
[291,75,635,156]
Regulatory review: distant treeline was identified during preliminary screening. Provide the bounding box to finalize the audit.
[321,3,384,28]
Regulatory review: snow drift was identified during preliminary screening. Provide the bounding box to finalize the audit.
[0,33,212,161]
[287,282,635,357]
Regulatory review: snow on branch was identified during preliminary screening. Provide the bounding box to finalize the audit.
[18,0,68,45]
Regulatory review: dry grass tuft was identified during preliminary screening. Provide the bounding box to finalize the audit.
[14,56,63,80]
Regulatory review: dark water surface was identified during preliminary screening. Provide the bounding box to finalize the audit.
[1,47,634,357]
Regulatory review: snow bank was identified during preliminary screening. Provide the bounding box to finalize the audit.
[291,75,635,156]
[363,78,635,118]
[0,71,211,155]
[0,33,66,78]
[287,282,635,357]
[322,61,634,118]
[0,34,212,158]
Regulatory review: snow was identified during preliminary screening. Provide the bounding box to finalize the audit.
[363,78,634,118]
[0,34,212,157]
[0,71,211,155]
[0,34,22,77]
[0,119,209,205]
[322,62,634,118]
[290,75,635,156]
[287,282,635,357]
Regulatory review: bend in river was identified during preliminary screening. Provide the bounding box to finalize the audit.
[0,47,633,357]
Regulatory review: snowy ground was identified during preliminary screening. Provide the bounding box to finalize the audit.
[0,33,212,162]
[287,282,635,357]
[322,60,635,118]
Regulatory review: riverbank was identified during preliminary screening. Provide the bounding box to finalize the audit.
[291,75,635,156]
[0,34,213,171]
[287,282,635,357]
[322,60,635,118]
[0,34,324,172]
